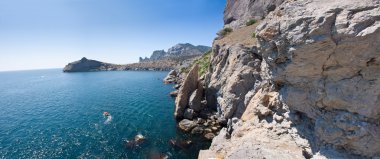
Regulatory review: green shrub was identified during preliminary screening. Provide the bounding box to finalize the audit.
[180,51,212,76]
[218,27,233,37]
[194,51,212,76]
[252,32,256,38]
[246,19,257,26]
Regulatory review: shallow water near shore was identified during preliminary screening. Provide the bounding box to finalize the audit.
[0,69,210,159]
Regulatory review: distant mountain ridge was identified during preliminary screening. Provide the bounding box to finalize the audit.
[63,43,210,72]
[139,43,211,62]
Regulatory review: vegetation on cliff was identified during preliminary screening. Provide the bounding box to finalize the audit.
[180,50,211,77]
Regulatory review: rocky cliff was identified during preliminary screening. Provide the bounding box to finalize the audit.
[189,0,380,158]
[139,43,211,62]
[224,0,284,29]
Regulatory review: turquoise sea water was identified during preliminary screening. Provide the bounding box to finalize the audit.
[0,69,210,159]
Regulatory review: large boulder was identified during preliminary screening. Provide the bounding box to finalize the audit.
[189,81,204,112]
[163,70,177,84]
[255,0,380,157]
[174,64,199,119]
[178,119,197,132]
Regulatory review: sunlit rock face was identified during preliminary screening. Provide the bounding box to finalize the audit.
[204,0,380,158]
[256,0,380,156]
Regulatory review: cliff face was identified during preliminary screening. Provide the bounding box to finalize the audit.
[139,43,211,62]
[199,0,380,158]
[224,0,284,29]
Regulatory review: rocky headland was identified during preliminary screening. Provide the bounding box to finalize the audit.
[139,43,211,62]
[164,0,380,158]
[63,43,210,72]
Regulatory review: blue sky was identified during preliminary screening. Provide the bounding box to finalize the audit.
[0,0,226,71]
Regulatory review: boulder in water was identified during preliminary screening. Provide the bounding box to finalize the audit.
[178,119,196,132]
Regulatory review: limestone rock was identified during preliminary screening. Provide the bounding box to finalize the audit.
[178,119,196,132]
[139,43,211,62]
[205,45,262,119]
[174,64,199,119]
[255,0,380,156]
[163,70,177,84]
[189,81,204,112]
[224,0,284,29]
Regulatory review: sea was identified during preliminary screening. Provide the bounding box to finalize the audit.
[0,69,210,159]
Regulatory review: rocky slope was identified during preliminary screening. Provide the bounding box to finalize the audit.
[139,43,211,62]
[167,0,380,158]
[224,0,284,29]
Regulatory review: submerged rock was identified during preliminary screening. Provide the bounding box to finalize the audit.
[169,139,193,149]
[125,134,147,149]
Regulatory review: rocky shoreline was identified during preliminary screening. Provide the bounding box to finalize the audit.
[163,65,223,142]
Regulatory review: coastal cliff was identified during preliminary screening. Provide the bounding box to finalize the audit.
[139,43,211,62]
[63,43,210,72]
[169,0,380,158]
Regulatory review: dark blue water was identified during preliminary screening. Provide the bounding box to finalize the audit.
[0,69,210,159]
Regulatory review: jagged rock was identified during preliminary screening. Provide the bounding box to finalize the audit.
[183,108,195,120]
[139,43,211,62]
[224,0,284,29]
[189,81,204,112]
[178,119,196,132]
[174,64,199,119]
[241,90,280,121]
[205,45,262,119]
[256,0,380,157]
[163,70,177,84]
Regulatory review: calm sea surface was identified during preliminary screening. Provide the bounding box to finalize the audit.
[0,69,210,159]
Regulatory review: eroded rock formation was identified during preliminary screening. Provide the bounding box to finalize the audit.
[200,0,380,158]
[174,64,199,119]
[224,0,284,29]
[139,43,211,62]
